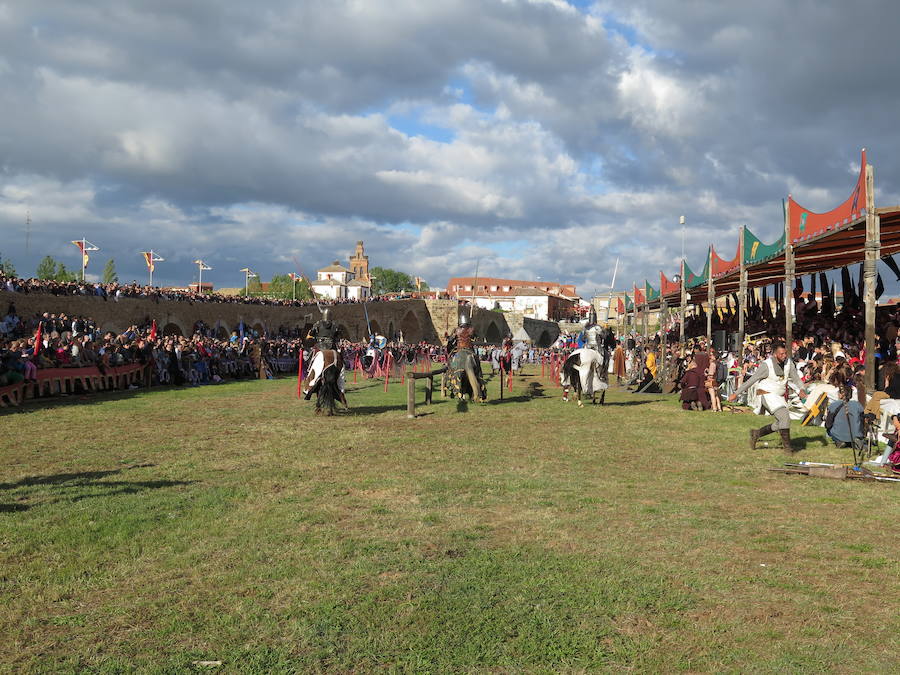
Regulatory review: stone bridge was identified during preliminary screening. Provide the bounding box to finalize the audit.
[1,292,560,347]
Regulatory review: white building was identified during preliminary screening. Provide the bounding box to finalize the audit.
[346,278,371,301]
[311,260,371,300]
[311,261,352,300]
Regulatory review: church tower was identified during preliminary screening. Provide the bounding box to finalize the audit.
[349,240,369,281]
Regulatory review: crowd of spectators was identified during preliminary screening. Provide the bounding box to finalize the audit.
[1,272,444,308]
[0,301,306,393]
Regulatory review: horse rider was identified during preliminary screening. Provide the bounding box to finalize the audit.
[305,308,348,409]
[307,308,342,351]
[446,311,486,399]
[446,312,476,354]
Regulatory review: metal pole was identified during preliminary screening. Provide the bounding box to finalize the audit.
[864,161,879,393]
[198,262,203,292]
[149,250,154,287]
[82,237,86,282]
[784,200,794,349]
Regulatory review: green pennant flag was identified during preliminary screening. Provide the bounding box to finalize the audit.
[743,227,785,264]
[684,252,710,288]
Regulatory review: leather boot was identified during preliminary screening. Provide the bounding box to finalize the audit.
[749,424,773,450]
[779,429,798,453]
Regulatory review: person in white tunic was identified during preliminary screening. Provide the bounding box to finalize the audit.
[728,342,806,452]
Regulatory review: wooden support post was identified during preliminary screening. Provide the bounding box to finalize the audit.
[642,302,648,338]
[679,259,686,348]
[784,199,794,349]
[864,162,879,394]
[660,297,668,389]
[706,247,714,348]
[406,370,416,418]
[738,226,747,353]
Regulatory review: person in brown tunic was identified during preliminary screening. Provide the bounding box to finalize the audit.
[612,341,626,384]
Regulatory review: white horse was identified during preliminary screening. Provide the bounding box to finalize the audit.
[561,348,609,407]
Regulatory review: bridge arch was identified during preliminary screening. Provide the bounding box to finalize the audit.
[162,321,183,337]
[484,321,501,344]
[400,311,421,343]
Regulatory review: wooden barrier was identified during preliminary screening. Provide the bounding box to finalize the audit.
[20,362,151,401]
[406,366,448,418]
[0,381,26,407]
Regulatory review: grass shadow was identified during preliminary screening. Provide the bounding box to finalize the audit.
[0,503,29,512]
[1,464,195,510]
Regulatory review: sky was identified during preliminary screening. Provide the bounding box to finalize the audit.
[3,0,900,296]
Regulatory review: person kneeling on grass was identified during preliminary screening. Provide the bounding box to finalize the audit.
[728,341,806,452]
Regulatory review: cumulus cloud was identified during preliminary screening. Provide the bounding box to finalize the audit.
[1,0,899,293]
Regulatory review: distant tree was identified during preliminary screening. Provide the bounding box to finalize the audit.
[369,266,415,294]
[102,258,118,284]
[36,256,58,280]
[37,256,79,282]
[0,252,16,276]
[55,263,78,282]
[267,274,314,300]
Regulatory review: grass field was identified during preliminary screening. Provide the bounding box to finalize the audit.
[2,367,899,673]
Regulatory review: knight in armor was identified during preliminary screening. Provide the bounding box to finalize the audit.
[307,308,341,350]
[445,310,486,401]
[446,311,476,353]
[303,307,348,411]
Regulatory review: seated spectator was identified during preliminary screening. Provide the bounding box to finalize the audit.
[825,385,865,449]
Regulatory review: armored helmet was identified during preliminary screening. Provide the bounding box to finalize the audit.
[458,312,470,326]
[322,307,332,321]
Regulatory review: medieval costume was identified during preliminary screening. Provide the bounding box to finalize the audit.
[679,352,711,410]
[308,310,341,350]
[446,313,486,401]
[732,351,804,451]
[613,342,627,384]
[304,308,348,412]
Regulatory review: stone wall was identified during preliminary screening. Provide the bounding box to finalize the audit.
[1,290,564,346]
[1,291,448,344]
[468,308,559,347]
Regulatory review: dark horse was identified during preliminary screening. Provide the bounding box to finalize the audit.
[445,349,487,402]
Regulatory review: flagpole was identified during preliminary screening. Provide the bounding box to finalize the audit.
[149,250,154,287]
[82,237,86,282]
[198,261,203,291]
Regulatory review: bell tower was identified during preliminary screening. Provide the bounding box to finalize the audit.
[349,240,369,281]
